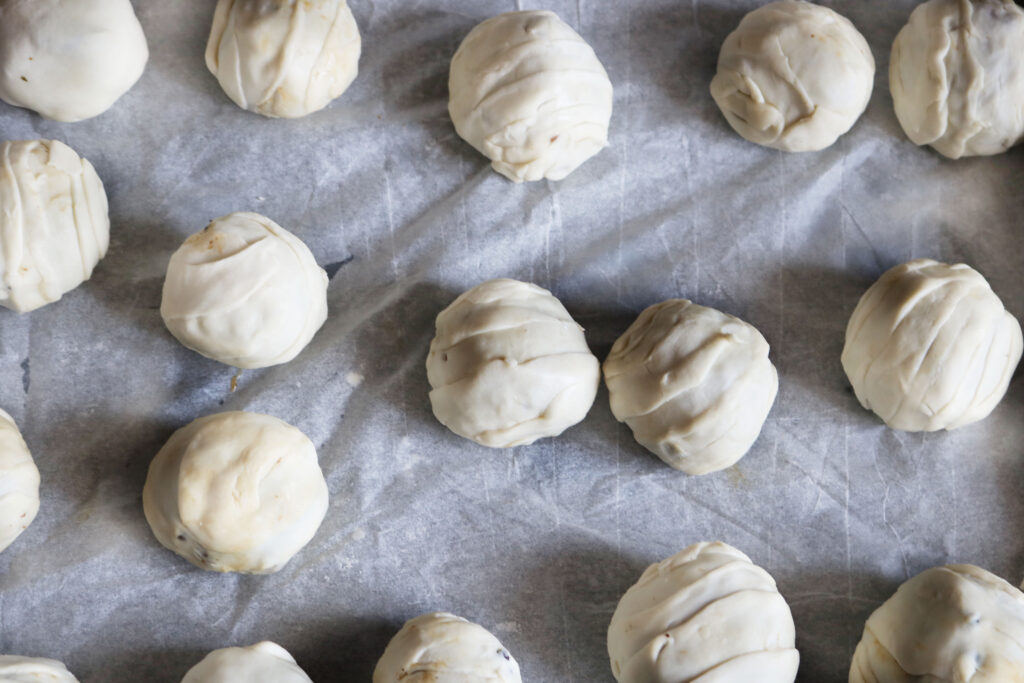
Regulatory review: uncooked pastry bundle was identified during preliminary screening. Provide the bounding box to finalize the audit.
[0,139,110,313]
[710,0,875,152]
[608,541,799,683]
[890,0,1024,158]
[206,0,361,118]
[0,0,148,122]
[842,259,1022,432]
[373,612,522,683]
[160,212,328,369]
[426,278,600,448]
[603,299,778,475]
[0,655,78,682]
[448,10,613,182]
[142,411,329,574]
[182,642,312,683]
[0,410,39,554]
[850,564,1024,681]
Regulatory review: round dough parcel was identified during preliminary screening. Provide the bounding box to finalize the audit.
[842,259,1022,432]
[603,299,778,475]
[142,411,329,574]
[182,642,312,683]
[0,139,110,313]
[710,0,875,152]
[449,10,613,182]
[0,410,39,554]
[608,541,799,683]
[160,212,328,369]
[850,564,1024,682]
[206,0,361,118]
[0,655,79,682]
[0,0,148,122]
[890,0,1024,158]
[426,279,600,448]
[373,612,522,683]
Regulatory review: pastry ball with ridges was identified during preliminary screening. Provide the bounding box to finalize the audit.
[426,279,600,448]
[142,411,329,574]
[710,0,875,152]
[0,410,39,554]
[373,612,522,683]
[0,655,79,682]
[603,299,778,475]
[850,564,1024,682]
[182,642,312,683]
[608,541,799,683]
[0,139,109,313]
[160,212,328,369]
[448,10,613,182]
[842,259,1022,432]
[206,0,360,118]
[890,0,1024,158]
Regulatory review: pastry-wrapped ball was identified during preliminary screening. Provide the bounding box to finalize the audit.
[0,656,78,682]
[182,642,312,683]
[710,1,875,152]
[842,259,1022,432]
[0,0,148,122]
[448,10,613,182]
[890,0,1024,158]
[0,410,39,554]
[373,612,522,683]
[608,542,799,683]
[142,411,329,574]
[426,279,600,448]
[206,0,360,118]
[603,300,778,475]
[850,564,1024,682]
[160,212,328,369]
[0,140,110,313]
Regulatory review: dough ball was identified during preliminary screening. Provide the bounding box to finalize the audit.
[182,642,311,683]
[0,410,39,554]
[842,259,1022,432]
[608,542,799,683]
[142,411,329,574]
[448,10,613,182]
[426,279,600,448]
[850,564,1024,682]
[603,300,778,475]
[160,212,328,369]
[373,612,522,683]
[0,656,78,682]
[0,139,110,313]
[710,0,875,152]
[0,0,148,122]
[206,0,360,118]
[890,0,1024,158]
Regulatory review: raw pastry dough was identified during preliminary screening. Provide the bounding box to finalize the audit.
[850,564,1024,682]
[0,0,148,122]
[426,279,600,448]
[842,259,1022,431]
[0,140,109,313]
[142,411,329,574]
[0,655,78,682]
[182,642,312,683]
[710,0,875,152]
[890,0,1024,158]
[373,612,522,683]
[603,300,778,475]
[448,10,613,182]
[160,212,328,369]
[608,541,799,683]
[0,410,39,553]
[206,0,361,118]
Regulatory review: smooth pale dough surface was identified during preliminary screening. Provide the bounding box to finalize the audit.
[426,278,600,448]
[849,564,1024,682]
[608,541,799,683]
[0,410,39,554]
[0,655,78,682]
[841,259,1022,432]
[603,299,778,475]
[206,0,361,118]
[142,411,329,574]
[0,140,110,313]
[160,212,328,369]
[182,642,312,683]
[0,0,148,122]
[448,10,613,182]
[373,612,522,683]
[710,0,875,152]
[890,0,1024,158]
